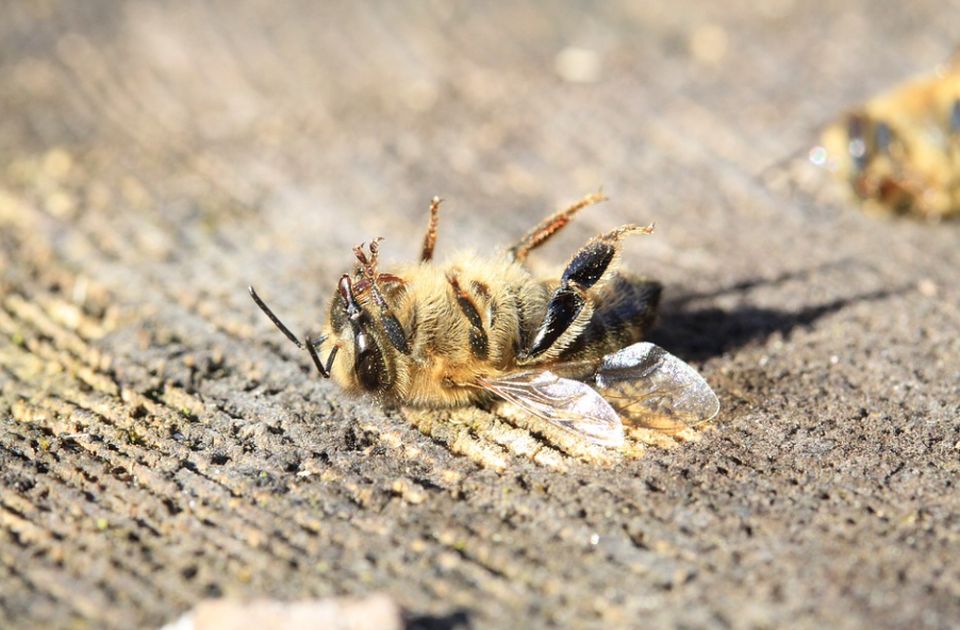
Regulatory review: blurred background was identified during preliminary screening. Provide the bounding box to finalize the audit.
[2,1,959,628]
[5,0,958,298]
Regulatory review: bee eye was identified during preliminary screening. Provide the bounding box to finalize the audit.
[354,330,389,392]
[847,114,868,170]
[330,297,348,331]
[874,120,892,154]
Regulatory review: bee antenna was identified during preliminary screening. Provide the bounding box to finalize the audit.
[249,286,337,379]
[249,286,303,349]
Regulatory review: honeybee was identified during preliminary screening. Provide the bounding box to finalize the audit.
[249,194,719,448]
[815,57,960,219]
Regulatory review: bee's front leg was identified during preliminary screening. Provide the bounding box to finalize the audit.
[518,224,653,363]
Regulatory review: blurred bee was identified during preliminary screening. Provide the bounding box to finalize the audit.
[249,194,719,448]
[815,57,960,219]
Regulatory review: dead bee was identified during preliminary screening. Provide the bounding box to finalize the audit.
[815,57,960,218]
[249,194,719,447]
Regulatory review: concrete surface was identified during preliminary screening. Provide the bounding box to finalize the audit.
[0,1,958,628]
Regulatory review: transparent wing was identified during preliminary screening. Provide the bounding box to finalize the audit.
[594,342,720,433]
[480,370,625,447]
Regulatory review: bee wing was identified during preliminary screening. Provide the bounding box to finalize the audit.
[594,342,720,433]
[480,370,625,447]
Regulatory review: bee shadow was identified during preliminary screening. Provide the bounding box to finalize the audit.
[648,263,907,362]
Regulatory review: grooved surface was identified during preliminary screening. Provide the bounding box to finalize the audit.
[1,2,959,628]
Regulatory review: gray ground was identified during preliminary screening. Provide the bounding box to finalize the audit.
[1,1,959,628]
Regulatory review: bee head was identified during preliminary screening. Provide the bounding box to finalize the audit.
[328,274,394,394]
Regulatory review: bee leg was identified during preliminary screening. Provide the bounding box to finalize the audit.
[951,99,960,134]
[249,286,337,378]
[509,192,607,262]
[557,275,662,361]
[520,224,654,362]
[519,286,590,363]
[354,242,411,354]
[420,196,443,262]
[306,338,338,378]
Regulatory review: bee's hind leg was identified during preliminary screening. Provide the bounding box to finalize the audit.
[509,192,607,262]
[518,224,654,363]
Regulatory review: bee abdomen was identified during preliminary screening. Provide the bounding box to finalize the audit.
[560,275,662,360]
[448,275,490,360]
